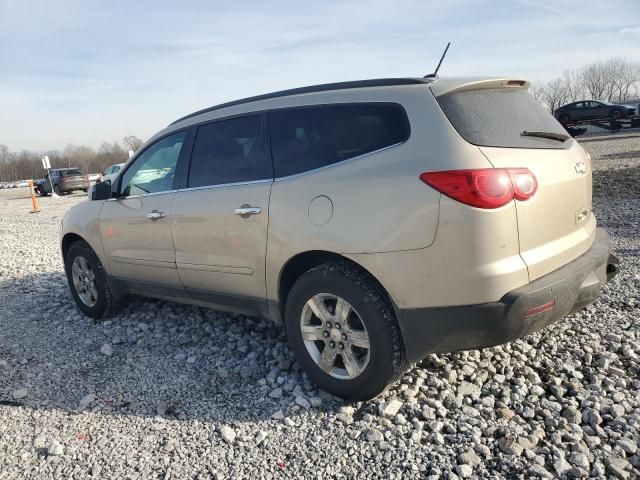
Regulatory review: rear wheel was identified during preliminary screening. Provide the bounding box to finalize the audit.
[284,262,407,400]
[54,185,62,195]
[65,241,122,318]
[610,109,623,119]
[559,114,570,124]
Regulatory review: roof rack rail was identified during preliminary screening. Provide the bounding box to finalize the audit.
[170,77,430,125]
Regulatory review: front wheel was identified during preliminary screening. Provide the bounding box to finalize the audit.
[285,262,407,400]
[65,241,122,318]
[37,186,48,197]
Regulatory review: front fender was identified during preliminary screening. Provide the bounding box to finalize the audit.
[60,200,108,273]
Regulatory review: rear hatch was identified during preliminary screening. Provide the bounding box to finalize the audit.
[60,169,89,188]
[432,80,595,281]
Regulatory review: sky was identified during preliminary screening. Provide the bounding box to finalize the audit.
[1,0,639,151]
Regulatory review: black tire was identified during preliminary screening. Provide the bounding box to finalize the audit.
[610,109,623,119]
[559,114,570,124]
[38,186,48,197]
[54,185,62,195]
[284,262,407,400]
[65,240,122,318]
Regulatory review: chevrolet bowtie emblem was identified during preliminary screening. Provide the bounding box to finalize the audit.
[575,161,587,174]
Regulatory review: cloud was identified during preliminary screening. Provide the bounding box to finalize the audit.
[1,0,639,150]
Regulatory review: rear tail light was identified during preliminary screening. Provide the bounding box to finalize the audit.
[419,168,537,209]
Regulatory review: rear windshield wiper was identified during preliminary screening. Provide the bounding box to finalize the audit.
[521,130,569,142]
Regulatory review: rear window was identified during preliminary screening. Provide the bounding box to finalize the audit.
[436,88,570,149]
[60,169,83,176]
[270,103,410,177]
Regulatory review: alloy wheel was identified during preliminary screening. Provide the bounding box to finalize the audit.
[299,293,370,380]
[71,256,98,307]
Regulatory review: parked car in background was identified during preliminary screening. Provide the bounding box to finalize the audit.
[554,100,637,124]
[88,173,102,182]
[61,76,618,400]
[36,168,90,196]
[96,163,124,184]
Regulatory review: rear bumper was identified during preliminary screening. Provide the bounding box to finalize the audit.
[60,182,89,191]
[397,228,618,362]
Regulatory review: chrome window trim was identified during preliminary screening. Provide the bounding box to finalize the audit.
[177,178,272,193]
[273,141,406,182]
[105,189,178,202]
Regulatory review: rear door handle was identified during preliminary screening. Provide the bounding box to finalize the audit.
[234,205,262,217]
[146,210,165,220]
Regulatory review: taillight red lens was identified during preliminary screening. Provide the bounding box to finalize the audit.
[508,168,537,200]
[419,168,537,209]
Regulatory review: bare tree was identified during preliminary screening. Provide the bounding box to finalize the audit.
[123,135,144,153]
[563,69,584,102]
[541,78,570,113]
[529,81,546,103]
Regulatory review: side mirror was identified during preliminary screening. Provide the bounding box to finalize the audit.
[91,179,112,200]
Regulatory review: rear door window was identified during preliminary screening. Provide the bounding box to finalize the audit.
[436,88,570,149]
[187,114,271,188]
[270,103,410,177]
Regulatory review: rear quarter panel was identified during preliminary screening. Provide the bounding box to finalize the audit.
[264,85,495,302]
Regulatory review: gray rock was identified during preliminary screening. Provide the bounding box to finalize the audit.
[254,430,268,446]
[455,464,473,478]
[12,388,28,400]
[569,452,590,470]
[616,438,637,455]
[220,426,236,444]
[498,436,523,456]
[458,449,481,466]
[79,393,97,409]
[47,440,64,456]
[605,456,631,480]
[457,381,481,400]
[336,413,353,425]
[610,404,626,418]
[268,388,283,399]
[365,428,384,443]
[561,407,582,424]
[527,465,554,479]
[382,399,403,417]
[33,435,47,449]
[295,396,310,409]
[100,343,113,356]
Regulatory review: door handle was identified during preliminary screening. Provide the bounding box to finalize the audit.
[146,210,165,220]
[234,205,262,217]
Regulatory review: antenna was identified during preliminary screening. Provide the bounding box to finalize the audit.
[424,42,450,78]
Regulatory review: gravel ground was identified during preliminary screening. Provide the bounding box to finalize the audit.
[0,134,639,479]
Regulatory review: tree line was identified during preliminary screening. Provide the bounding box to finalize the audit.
[0,136,144,183]
[530,57,640,113]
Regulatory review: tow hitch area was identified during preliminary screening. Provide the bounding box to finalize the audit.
[607,253,620,282]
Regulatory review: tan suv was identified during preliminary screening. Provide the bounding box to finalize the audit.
[61,77,619,400]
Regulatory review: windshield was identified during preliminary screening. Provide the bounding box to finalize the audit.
[435,88,571,149]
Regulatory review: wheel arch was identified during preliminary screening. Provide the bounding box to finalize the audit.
[61,232,86,261]
[277,250,399,319]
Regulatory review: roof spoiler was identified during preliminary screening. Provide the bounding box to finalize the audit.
[430,78,530,97]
